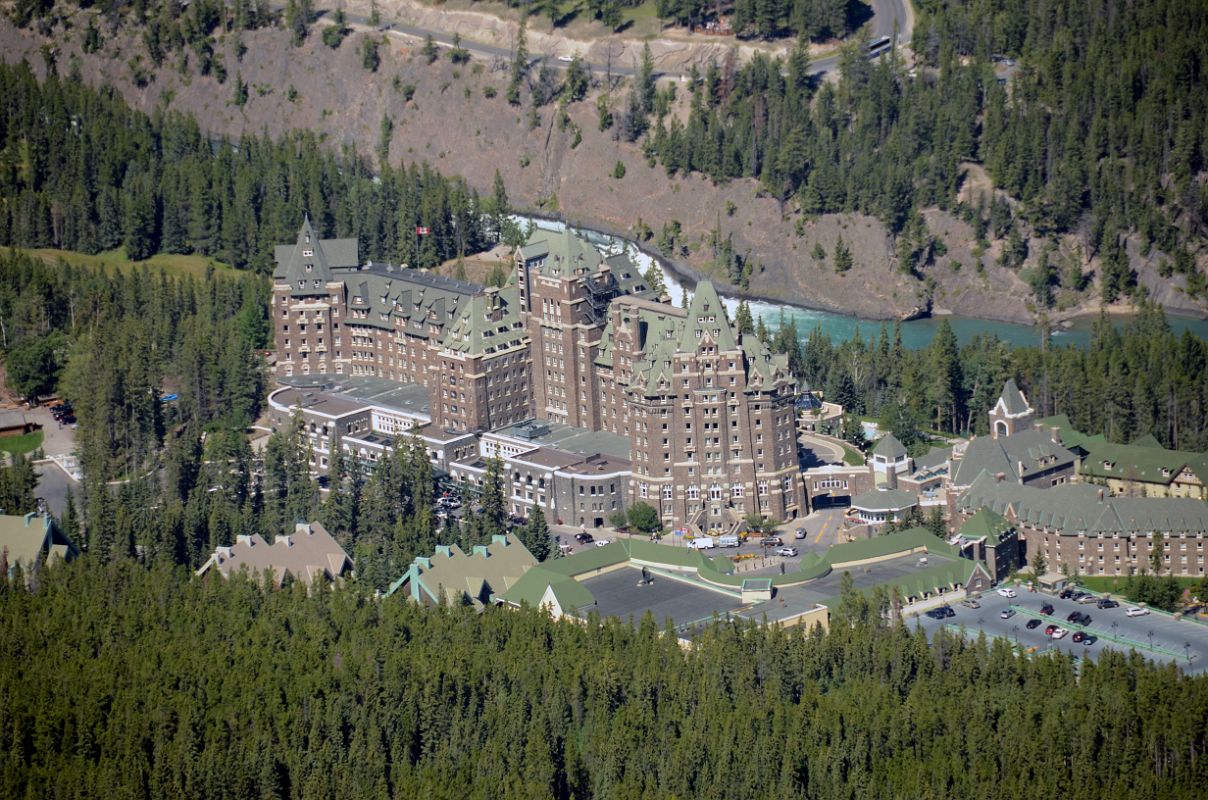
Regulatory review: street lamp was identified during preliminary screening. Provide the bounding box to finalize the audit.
[1013,624,1019,643]
[1111,621,1119,640]
[1147,630,1154,651]
[1185,642,1192,663]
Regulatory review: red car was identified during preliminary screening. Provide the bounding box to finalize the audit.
[1044,624,1058,636]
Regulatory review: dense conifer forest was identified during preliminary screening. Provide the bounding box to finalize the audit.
[0,61,495,272]
[0,561,1206,800]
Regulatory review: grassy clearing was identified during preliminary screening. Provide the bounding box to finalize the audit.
[16,247,236,280]
[0,430,44,457]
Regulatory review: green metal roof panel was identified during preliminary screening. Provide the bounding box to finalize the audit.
[872,432,908,460]
[825,528,959,565]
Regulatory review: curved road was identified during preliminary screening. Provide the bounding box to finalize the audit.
[293,0,912,79]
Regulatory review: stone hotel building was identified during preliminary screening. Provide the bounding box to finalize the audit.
[271,220,806,528]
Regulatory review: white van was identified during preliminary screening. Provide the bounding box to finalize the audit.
[689,537,715,550]
[718,535,741,548]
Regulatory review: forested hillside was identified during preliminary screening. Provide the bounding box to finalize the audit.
[2,560,1206,800]
[0,61,498,272]
[647,0,1208,301]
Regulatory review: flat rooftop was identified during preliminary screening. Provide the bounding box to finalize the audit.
[277,376,431,418]
[578,567,744,627]
[493,419,631,460]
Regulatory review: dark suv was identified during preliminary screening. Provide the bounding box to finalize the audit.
[1097,599,1119,609]
[760,536,783,548]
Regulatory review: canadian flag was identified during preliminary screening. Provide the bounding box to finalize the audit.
[416,226,430,235]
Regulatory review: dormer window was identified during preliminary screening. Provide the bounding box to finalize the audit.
[302,248,314,257]
[305,264,313,272]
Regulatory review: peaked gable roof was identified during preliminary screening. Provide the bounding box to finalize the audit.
[996,379,1032,416]
[959,507,1015,545]
[196,521,353,587]
[274,216,358,291]
[872,432,908,460]
[677,281,737,352]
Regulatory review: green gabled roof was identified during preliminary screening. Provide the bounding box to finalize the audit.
[1034,415,1105,452]
[825,527,959,565]
[998,379,1031,415]
[850,487,918,512]
[500,566,595,612]
[623,539,707,568]
[677,281,737,353]
[959,507,1014,545]
[1130,433,1164,449]
[872,432,908,460]
[440,287,526,356]
[535,541,631,576]
[596,323,614,367]
[519,228,606,277]
[1079,439,1208,486]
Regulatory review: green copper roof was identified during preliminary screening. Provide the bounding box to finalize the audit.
[957,471,1208,535]
[677,281,738,352]
[440,287,527,356]
[274,216,358,294]
[1079,440,1208,486]
[825,527,959,564]
[959,507,1014,546]
[850,487,919,512]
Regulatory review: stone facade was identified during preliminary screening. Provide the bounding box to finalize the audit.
[270,220,805,528]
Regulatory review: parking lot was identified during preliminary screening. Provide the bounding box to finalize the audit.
[913,588,1208,674]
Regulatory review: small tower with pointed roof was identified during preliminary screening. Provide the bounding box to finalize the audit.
[988,379,1035,439]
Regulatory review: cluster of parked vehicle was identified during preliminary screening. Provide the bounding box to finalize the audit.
[49,403,74,425]
[686,534,797,556]
[926,586,1151,645]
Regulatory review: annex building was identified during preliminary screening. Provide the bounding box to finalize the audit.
[270,220,805,529]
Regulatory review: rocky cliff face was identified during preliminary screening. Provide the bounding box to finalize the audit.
[4,13,1203,323]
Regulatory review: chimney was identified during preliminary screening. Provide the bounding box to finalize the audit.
[1050,426,1061,445]
[1017,460,1025,478]
[1098,489,1105,502]
[994,472,1006,483]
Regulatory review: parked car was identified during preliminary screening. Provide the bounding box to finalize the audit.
[1026,619,1042,630]
[775,546,799,558]
[1125,606,1149,617]
[997,587,1017,598]
[1050,627,1069,639]
[689,537,716,550]
[759,536,783,547]
[1077,594,1099,604]
[718,535,741,548]
[960,599,981,609]
[1097,599,1119,609]
[574,532,594,544]
[929,606,956,619]
[1060,588,1075,599]
[999,608,1015,620]
[594,539,611,548]
[1041,604,1055,615]
[794,529,807,540]
[1044,624,1059,636]
[1067,611,1083,624]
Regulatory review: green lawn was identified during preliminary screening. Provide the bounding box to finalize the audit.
[0,430,43,457]
[1078,575,1201,595]
[841,443,865,466]
[17,247,235,280]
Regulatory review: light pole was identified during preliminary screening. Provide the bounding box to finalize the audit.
[1013,624,1019,644]
[1147,630,1154,651]
[1111,621,1119,641]
[1185,642,1192,663]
